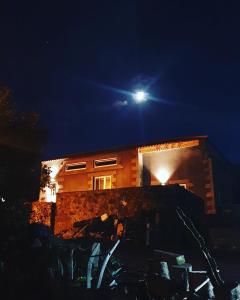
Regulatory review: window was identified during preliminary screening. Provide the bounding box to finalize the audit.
[65,162,86,171]
[94,158,117,168]
[93,176,112,190]
[179,183,187,189]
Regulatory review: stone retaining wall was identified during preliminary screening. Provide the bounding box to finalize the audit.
[30,185,204,238]
[30,201,52,227]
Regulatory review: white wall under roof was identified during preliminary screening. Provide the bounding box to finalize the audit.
[39,158,67,202]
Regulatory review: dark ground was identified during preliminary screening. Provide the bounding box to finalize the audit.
[116,242,240,283]
[1,235,240,300]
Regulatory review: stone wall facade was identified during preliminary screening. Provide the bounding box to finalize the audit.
[30,201,53,227]
[30,185,204,239]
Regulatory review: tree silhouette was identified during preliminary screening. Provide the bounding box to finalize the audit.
[0,87,48,238]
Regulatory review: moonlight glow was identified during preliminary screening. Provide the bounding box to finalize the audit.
[133,90,148,103]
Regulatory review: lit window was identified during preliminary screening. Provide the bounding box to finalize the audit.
[65,162,86,171]
[179,183,187,189]
[94,158,117,168]
[93,176,112,190]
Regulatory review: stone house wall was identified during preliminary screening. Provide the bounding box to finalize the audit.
[56,147,139,193]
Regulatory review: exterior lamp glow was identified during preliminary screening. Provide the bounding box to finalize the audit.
[133,90,148,103]
[156,168,170,185]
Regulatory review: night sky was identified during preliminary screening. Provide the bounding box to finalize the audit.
[1,0,240,163]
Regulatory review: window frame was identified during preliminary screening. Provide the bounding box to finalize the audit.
[94,158,117,168]
[65,162,87,171]
[93,175,112,190]
[179,183,187,189]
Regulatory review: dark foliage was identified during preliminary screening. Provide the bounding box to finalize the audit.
[40,164,52,191]
[0,87,48,237]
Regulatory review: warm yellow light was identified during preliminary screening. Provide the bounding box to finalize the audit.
[156,168,171,185]
[101,213,108,222]
[44,165,59,202]
[50,165,59,179]
[40,158,66,203]
[45,187,56,202]
[138,139,200,153]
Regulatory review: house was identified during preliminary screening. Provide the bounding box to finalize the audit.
[39,136,233,215]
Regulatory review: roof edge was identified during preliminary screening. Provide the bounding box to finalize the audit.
[43,135,208,161]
